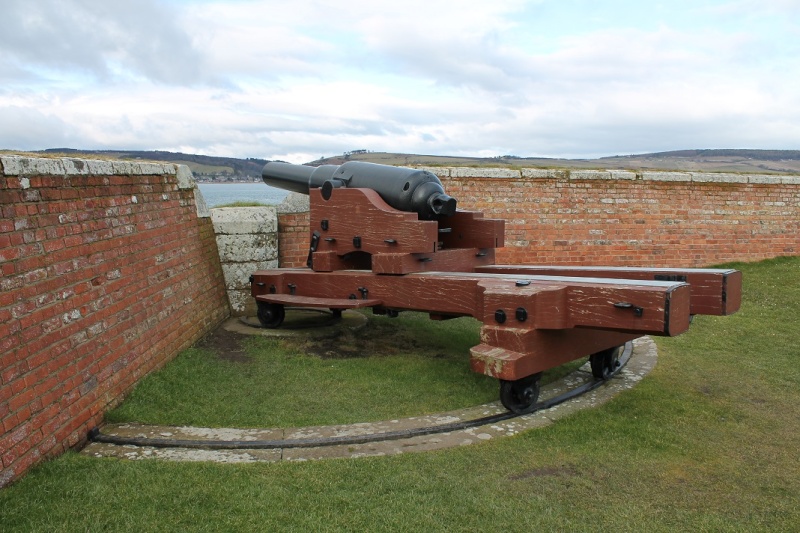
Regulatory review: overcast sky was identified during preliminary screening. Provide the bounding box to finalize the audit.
[1,0,798,163]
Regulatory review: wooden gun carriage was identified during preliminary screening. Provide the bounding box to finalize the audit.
[250,161,742,413]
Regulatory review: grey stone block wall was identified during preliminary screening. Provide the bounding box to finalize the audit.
[210,207,279,316]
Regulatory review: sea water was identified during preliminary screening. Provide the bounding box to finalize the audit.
[197,183,289,208]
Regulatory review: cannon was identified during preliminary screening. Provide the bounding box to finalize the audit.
[251,161,742,413]
[263,161,456,219]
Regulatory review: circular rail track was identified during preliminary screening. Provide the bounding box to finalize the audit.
[84,338,657,463]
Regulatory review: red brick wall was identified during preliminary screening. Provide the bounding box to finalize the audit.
[278,169,798,268]
[278,211,310,267]
[0,158,229,487]
[441,172,798,267]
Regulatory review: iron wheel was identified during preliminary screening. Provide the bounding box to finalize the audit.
[589,346,621,379]
[499,373,542,414]
[256,302,285,329]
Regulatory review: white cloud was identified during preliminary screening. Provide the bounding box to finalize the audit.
[0,0,205,84]
[1,0,799,161]
[0,106,73,149]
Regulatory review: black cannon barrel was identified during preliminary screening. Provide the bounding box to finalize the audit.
[262,161,457,219]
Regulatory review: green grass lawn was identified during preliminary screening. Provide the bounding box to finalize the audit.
[104,311,499,427]
[1,256,798,531]
[103,307,588,428]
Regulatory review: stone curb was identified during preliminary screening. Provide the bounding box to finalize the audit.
[409,166,800,184]
[82,337,657,463]
[0,155,179,176]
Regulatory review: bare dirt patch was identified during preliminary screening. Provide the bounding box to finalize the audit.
[282,319,446,360]
[203,315,446,361]
[198,326,251,363]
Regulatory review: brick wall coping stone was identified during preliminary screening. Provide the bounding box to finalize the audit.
[1,155,180,179]
[414,166,800,185]
[5,157,796,186]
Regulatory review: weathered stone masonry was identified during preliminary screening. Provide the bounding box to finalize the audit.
[211,207,278,316]
[210,192,310,317]
[0,156,229,488]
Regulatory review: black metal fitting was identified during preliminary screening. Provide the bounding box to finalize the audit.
[495,309,507,324]
[516,307,528,322]
[614,302,643,317]
[306,231,321,268]
[654,274,687,282]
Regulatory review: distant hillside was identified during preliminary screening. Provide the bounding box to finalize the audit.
[597,149,800,174]
[620,149,800,160]
[313,149,800,174]
[11,147,800,178]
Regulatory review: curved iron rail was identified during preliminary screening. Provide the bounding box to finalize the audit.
[89,342,632,450]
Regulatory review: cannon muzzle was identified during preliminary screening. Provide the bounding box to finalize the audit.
[262,161,456,219]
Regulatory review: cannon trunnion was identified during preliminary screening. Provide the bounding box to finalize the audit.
[252,161,742,413]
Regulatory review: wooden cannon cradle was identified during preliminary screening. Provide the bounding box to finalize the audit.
[251,187,742,412]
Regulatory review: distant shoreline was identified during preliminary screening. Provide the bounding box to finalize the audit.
[197,181,288,208]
